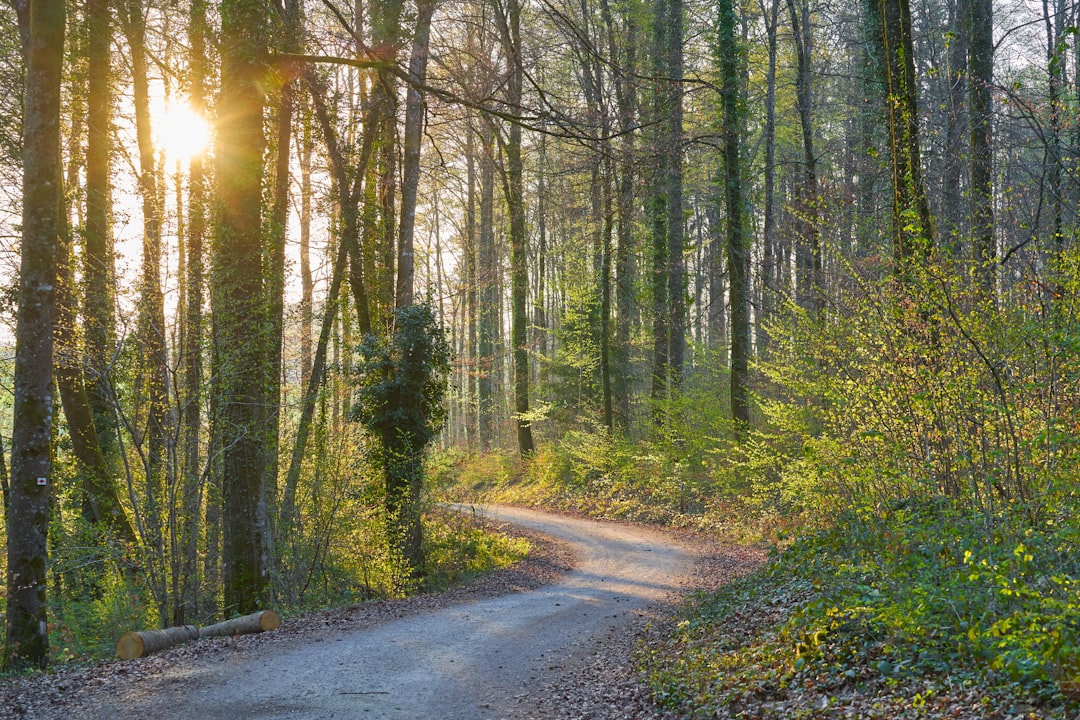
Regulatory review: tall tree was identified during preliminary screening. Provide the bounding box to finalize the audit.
[214,0,270,616]
[649,0,670,409]
[788,0,821,316]
[83,0,118,482]
[665,0,686,389]
[718,0,750,438]
[967,0,993,293]
[876,0,934,268]
[5,0,65,670]
[119,0,171,567]
[176,0,209,626]
[494,0,535,454]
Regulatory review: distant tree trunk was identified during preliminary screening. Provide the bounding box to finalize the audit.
[756,0,779,353]
[396,0,435,309]
[298,104,314,389]
[534,132,548,396]
[4,0,65,670]
[719,0,751,439]
[214,0,270,616]
[1042,0,1066,281]
[788,0,821,317]
[119,0,171,563]
[478,131,498,451]
[967,0,993,293]
[876,0,934,270]
[665,0,686,390]
[83,0,117,480]
[649,0,670,411]
[940,0,967,249]
[494,0,535,454]
[464,122,480,449]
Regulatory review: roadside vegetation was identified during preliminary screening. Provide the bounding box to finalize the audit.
[440,255,1080,719]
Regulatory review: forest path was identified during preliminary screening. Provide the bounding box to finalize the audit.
[72,505,693,719]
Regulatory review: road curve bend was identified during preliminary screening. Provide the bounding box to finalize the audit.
[83,505,694,719]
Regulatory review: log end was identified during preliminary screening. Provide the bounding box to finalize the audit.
[259,610,281,632]
[116,631,145,660]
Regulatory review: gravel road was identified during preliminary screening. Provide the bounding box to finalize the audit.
[38,505,694,720]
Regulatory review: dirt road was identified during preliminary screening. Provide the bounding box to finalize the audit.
[14,505,694,719]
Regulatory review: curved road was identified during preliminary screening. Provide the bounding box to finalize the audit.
[86,505,692,719]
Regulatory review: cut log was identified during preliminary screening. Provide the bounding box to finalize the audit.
[115,610,281,660]
[116,625,199,660]
[198,610,281,639]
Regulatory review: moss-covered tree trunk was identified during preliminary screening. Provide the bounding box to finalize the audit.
[5,0,65,671]
[214,0,270,616]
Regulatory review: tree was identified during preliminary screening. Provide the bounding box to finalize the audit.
[787,0,821,316]
[351,303,450,573]
[967,0,993,293]
[493,0,536,455]
[5,0,65,670]
[875,0,934,269]
[718,0,750,438]
[213,0,270,616]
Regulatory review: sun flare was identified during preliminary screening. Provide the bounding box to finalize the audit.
[155,101,211,163]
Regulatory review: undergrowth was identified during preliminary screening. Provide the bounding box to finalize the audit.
[645,498,1080,718]
[21,507,529,667]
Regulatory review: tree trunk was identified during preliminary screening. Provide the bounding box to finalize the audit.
[649,0,670,412]
[494,0,535,455]
[4,0,65,670]
[176,0,209,627]
[601,0,636,429]
[396,0,435,309]
[876,0,934,270]
[83,0,118,484]
[299,105,314,390]
[788,0,821,317]
[719,0,751,438]
[665,0,686,390]
[478,131,498,451]
[264,0,301,541]
[756,0,779,353]
[214,0,270,616]
[967,0,993,293]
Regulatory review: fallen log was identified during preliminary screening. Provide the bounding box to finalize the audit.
[116,625,199,660]
[115,610,281,659]
[199,610,280,639]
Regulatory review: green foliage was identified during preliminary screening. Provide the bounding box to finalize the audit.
[421,509,530,592]
[350,301,452,571]
[350,302,452,454]
[646,500,1080,716]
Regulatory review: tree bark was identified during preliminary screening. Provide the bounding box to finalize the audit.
[967,0,994,294]
[665,0,686,390]
[876,0,934,271]
[396,0,435,309]
[787,0,821,317]
[215,0,270,616]
[83,0,118,481]
[4,0,65,670]
[719,0,751,438]
[494,0,535,455]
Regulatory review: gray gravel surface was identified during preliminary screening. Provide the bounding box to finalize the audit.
[1,505,696,720]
